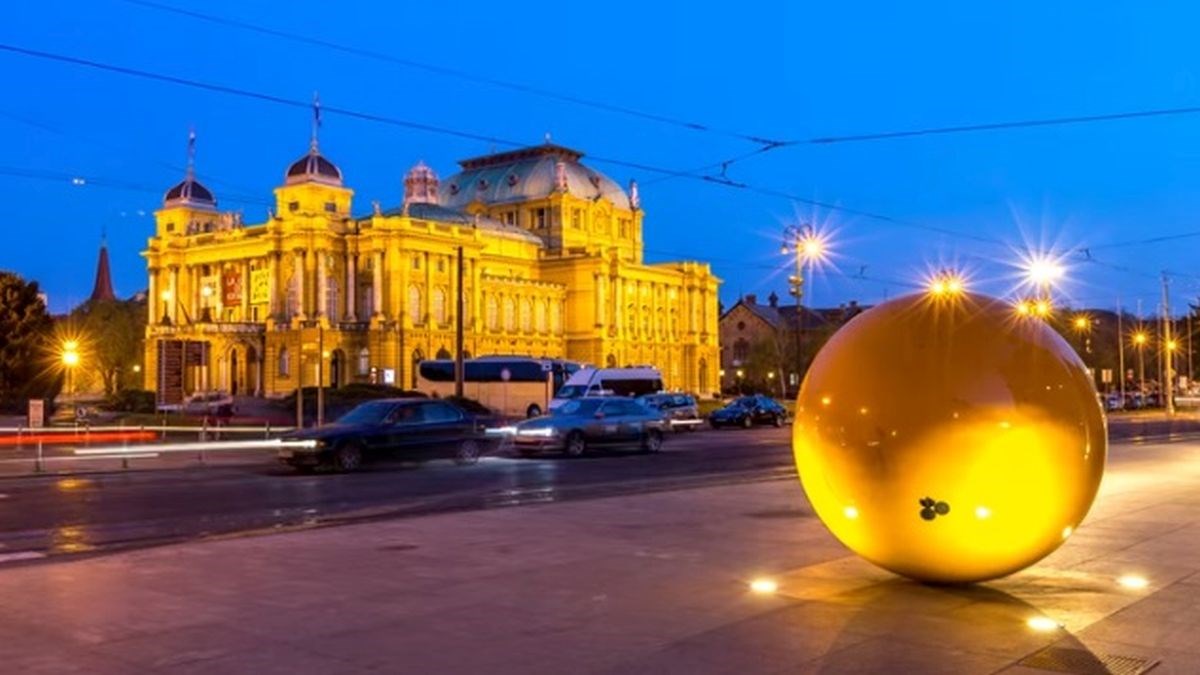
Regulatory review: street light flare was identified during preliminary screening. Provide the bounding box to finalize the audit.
[1021,252,1066,289]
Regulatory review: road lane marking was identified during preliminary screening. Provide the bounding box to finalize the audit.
[0,551,46,564]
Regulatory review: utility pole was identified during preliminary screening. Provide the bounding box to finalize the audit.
[317,324,325,427]
[1117,299,1125,405]
[455,245,465,399]
[1162,273,1175,415]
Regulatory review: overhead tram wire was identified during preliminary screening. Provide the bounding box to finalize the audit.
[0,42,1010,250]
[111,0,785,148]
[0,164,272,207]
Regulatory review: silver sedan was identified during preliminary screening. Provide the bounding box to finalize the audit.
[510,398,667,457]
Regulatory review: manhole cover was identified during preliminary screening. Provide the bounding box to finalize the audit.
[1017,646,1159,675]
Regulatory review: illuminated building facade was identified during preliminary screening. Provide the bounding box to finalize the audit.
[142,129,720,402]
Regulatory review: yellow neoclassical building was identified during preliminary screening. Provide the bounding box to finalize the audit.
[142,129,721,403]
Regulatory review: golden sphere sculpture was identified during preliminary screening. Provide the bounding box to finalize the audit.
[793,291,1106,583]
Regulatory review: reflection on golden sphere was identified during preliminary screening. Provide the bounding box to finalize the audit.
[793,292,1106,583]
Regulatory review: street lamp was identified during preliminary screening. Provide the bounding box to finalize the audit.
[200,285,214,323]
[781,223,830,394]
[61,339,80,402]
[1133,330,1149,398]
[160,289,173,325]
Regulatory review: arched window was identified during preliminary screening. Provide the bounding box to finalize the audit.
[733,338,750,363]
[520,299,533,332]
[436,347,451,359]
[325,278,339,321]
[535,300,547,333]
[286,274,299,318]
[278,346,290,377]
[486,295,499,330]
[606,354,617,368]
[642,305,651,336]
[433,287,447,325]
[408,285,422,325]
[503,297,516,331]
[698,358,709,393]
[357,348,370,375]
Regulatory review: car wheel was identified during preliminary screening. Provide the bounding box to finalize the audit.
[332,443,363,473]
[565,431,587,458]
[772,414,784,428]
[741,416,753,429]
[710,420,721,429]
[454,438,482,466]
[642,429,663,453]
[526,404,542,418]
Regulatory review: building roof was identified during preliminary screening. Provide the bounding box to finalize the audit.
[439,142,631,210]
[378,202,545,244]
[723,295,867,330]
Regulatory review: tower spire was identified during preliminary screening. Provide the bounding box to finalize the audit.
[89,233,116,303]
[311,91,321,152]
[186,126,196,179]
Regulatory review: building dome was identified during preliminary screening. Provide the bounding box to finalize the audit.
[285,147,344,187]
[439,143,632,211]
[404,161,439,204]
[163,175,217,210]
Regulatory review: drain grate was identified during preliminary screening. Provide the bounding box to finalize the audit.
[1017,646,1159,675]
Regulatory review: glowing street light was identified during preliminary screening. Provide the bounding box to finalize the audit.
[1073,316,1090,332]
[60,339,81,402]
[927,270,966,298]
[1022,254,1066,289]
[1133,329,1149,397]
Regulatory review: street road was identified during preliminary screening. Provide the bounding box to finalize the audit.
[0,417,1193,563]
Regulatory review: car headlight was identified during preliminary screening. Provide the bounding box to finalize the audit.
[517,427,558,438]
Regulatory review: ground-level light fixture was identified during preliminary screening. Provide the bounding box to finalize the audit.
[749,578,779,595]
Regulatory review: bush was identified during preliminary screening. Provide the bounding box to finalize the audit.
[106,389,156,413]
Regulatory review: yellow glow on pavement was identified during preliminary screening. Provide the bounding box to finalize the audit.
[1026,616,1061,632]
[1117,575,1149,589]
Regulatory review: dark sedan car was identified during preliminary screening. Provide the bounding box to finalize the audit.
[278,398,496,472]
[709,395,788,429]
[511,397,667,457]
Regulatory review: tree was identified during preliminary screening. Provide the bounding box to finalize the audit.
[69,298,146,396]
[0,271,62,413]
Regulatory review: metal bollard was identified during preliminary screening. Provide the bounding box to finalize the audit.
[122,437,129,470]
[265,421,271,439]
[35,441,44,473]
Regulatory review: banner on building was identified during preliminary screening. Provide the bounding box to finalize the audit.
[250,269,271,305]
[222,268,242,306]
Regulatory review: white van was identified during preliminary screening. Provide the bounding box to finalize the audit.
[549,367,664,410]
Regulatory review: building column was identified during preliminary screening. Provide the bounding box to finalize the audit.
[424,252,433,324]
[268,253,280,319]
[294,249,307,321]
[169,266,180,324]
[241,260,251,320]
[346,252,357,321]
[147,268,158,325]
[372,250,384,317]
[316,249,328,319]
[471,258,482,331]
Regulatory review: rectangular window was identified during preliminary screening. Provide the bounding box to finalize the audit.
[619,220,628,238]
[324,202,337,212]
[534,208,547,229]
[571,210,581,229]
[413,256,421,270]
[288,201,299,212]
[504,211,516,226]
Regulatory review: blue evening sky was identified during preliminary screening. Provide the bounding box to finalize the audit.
[2,1,1199,316]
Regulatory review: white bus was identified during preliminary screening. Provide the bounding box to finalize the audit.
[416,356,583,418]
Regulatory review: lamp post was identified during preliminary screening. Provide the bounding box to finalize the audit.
[61,340,80,403]
[200,285,214,323]
[1133,330,1148,401]
[160,289,173,325]
[781,224,827,394]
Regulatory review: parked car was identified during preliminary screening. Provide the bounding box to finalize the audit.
[637,393,702,431]
[278,398,496,472]
[709,395,788,429]
[512,397,667,457]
